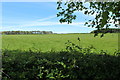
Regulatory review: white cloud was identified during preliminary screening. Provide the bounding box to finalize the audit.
[37,15,56,22]
[1,15,88,31]
[2,15,85,28]
[2,21,84,28]
[1,0,83,2]
[1,21,87,32]
[1,0,58,2]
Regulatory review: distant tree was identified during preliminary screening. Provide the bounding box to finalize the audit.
[2,31,53,35]
[91,28,120,33]
[57,0,120,37]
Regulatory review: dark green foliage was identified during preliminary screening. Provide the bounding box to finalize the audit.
[57,1,120,37]
[1,31,53,35]
[91,28,120,33]
[57,1,120,28]
[91,28,120,37]
[2,47,120,80]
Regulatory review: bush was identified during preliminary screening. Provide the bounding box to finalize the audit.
[2,47,120,80]
[2,38,120,80]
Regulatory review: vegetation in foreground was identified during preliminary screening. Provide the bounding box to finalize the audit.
[2,40,120,80]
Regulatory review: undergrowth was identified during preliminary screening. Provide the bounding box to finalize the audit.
[2,38,120,80]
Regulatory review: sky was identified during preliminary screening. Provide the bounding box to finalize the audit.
[1,2,96,33]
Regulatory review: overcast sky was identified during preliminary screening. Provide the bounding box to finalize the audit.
[1,2,96,33]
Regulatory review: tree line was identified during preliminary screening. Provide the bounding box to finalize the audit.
[91,28,120,33]
[1,31,53,35]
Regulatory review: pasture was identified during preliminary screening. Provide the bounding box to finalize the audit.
[2,33,120,79]
[2,33,118,54]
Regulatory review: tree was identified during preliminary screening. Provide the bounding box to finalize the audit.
[57,0,120,37]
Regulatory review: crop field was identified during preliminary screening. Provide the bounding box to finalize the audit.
[2,33,118,54]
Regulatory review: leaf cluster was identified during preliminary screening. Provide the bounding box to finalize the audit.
[57,1,120,37]
[2,45,120,80]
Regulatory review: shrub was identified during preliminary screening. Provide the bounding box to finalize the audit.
[2,38,120,80]
[2,48,120,80]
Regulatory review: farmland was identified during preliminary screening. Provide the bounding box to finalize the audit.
[2,33,118,54]
[2,33,120,79]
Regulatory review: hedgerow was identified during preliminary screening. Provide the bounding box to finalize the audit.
[1,38,120,79]
[2,46,120,80]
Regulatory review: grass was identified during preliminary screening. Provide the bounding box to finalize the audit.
[2,33,118,54]
[2,33,120,79]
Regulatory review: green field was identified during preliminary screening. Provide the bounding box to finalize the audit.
[2,33,118,54]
